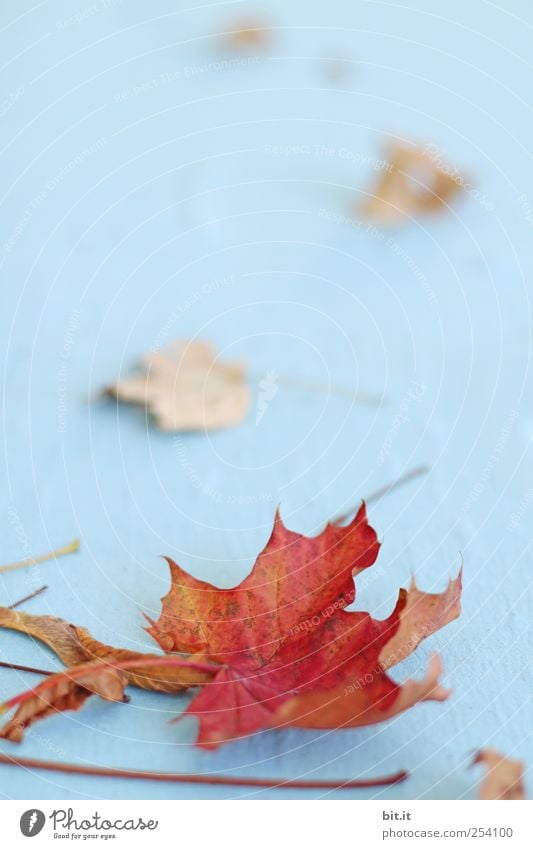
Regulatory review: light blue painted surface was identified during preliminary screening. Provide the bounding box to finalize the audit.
[0,0,532,800]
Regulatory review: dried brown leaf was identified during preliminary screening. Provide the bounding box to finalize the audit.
[473,749,526,800]
[106,339,250,431]
[360,141,465,226]
[0,607,215,693]
[0,662,128,743]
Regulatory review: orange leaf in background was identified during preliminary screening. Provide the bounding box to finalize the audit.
[473,749,526,800]
[359,141,465,226]
[220,17,273,53]
[147,504,462,748]
[105,340,250,432]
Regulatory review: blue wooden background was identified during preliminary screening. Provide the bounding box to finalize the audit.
[0,0,531,800]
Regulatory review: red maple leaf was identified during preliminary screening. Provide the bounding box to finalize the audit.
[0,504,461,751]
[146,504,462,748]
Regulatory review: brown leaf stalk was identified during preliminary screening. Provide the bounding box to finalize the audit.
[8,586,48,609]
[0,752,407,790]
[335,465,430,524]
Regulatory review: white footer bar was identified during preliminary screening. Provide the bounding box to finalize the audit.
[2,799,532,847]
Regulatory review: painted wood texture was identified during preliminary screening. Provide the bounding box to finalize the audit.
[0,0,531,799]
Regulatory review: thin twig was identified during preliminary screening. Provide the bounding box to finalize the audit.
[251,372,383,406]
[0,752,407,790]
[8,586,48,609]
[280,376,382,406]
[0,539,80,575]
[0,661,55,676]
[366,465,430,506]
[335,465,430,524]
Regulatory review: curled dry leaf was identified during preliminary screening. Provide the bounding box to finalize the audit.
[0,662,128,743]
[359,141,465,226]
[146,503,462,748]
[0,607,215,694]
[0,656,220,743]
[105,340,250,432]
[473,749,526,800]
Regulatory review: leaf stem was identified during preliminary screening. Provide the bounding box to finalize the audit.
[0,539,80,575]
[335,465,430,524]
[8,586,48,609]
[0,661,55,676]
[0,753,407,790]
[251,372,383,406]
[365,465,430,506]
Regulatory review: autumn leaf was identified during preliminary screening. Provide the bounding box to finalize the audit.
[0,661,128,743]
[473,749,526,800]
[0,505,461,748]
[104,338,381,432]
[220,17,273,53]
[105,340,250,432]
[0,607,216,694]
[379,571,462,669]
[146,503,462,748]
[360,141,465,226]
